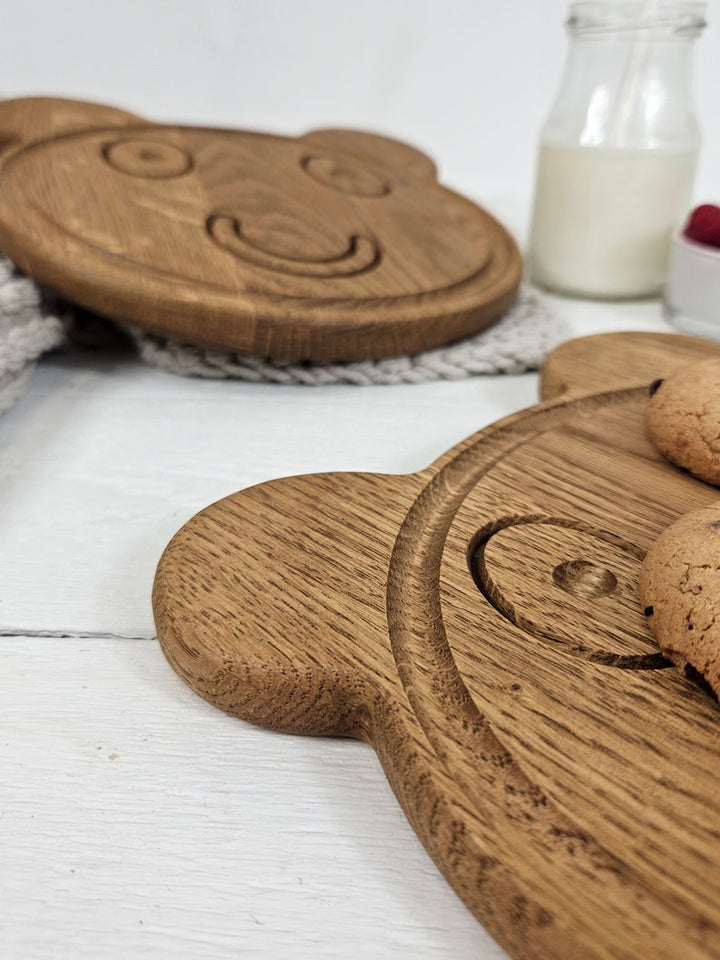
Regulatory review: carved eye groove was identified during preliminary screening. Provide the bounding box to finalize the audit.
[103,139,193,179]
[300,154,391,198]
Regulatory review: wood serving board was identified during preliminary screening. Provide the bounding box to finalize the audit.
[153,332,720,960]
[0,97,520,362]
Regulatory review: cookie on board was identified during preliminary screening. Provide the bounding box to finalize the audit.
[640,501,720,699]
[646,357,720,485]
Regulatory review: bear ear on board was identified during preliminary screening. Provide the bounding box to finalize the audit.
[0,97,147,162]
[539,331,720,401]
[300,127,438,182]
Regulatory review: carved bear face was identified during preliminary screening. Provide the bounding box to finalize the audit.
[0,97,520,360]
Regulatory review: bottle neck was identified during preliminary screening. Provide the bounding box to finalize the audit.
[542,29,701,150]
[567,2,706,40]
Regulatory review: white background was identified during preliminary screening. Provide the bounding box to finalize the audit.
[1,3,719,959]
[1,0,718,209]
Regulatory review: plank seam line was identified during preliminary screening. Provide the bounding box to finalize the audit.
[0,628,155,640]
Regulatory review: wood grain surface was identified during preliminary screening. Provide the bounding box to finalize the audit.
[153,332,720,960]
[0,97,521,362]
[1,328,547,960]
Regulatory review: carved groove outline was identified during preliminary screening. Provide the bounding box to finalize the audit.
[385,387,684,942]
[468,514,669,670]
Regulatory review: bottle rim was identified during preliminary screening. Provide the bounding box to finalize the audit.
[567,2,706,36]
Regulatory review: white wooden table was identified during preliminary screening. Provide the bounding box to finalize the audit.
[0,265,676,958]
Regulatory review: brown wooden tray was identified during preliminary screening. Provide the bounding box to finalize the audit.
[153,332,720,959]
[0,97,521,362]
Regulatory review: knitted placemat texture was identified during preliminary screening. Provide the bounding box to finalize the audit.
[0,252,570,410]
[129,286,569,386]
[0,257,67,415]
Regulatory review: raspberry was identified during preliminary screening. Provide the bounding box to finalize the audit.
[683,204,720,249]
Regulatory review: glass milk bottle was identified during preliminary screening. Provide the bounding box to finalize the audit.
[528,1,705,299]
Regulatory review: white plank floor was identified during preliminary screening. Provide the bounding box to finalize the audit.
[1,288,674,959]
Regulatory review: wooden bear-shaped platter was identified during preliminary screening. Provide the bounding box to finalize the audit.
[153,332,720,960]
[0,97,521,362]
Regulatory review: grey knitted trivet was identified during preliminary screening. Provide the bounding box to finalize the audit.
[0,250,570,409]
[0,258,66,415]
[128,286,569,386]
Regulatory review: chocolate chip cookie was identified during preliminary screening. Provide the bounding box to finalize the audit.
[646,357,720,485]
[640,501,720,699]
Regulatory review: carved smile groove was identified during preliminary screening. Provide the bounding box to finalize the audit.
[207,214,381,278]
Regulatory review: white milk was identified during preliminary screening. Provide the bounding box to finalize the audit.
[528,143,697,298]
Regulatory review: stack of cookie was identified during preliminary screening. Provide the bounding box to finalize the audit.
[640,358,720,699]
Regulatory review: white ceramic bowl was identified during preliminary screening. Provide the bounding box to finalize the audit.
[664,231,720,340]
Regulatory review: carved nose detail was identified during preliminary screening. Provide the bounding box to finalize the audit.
[552,559,618,599]
[207,214,380,278]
